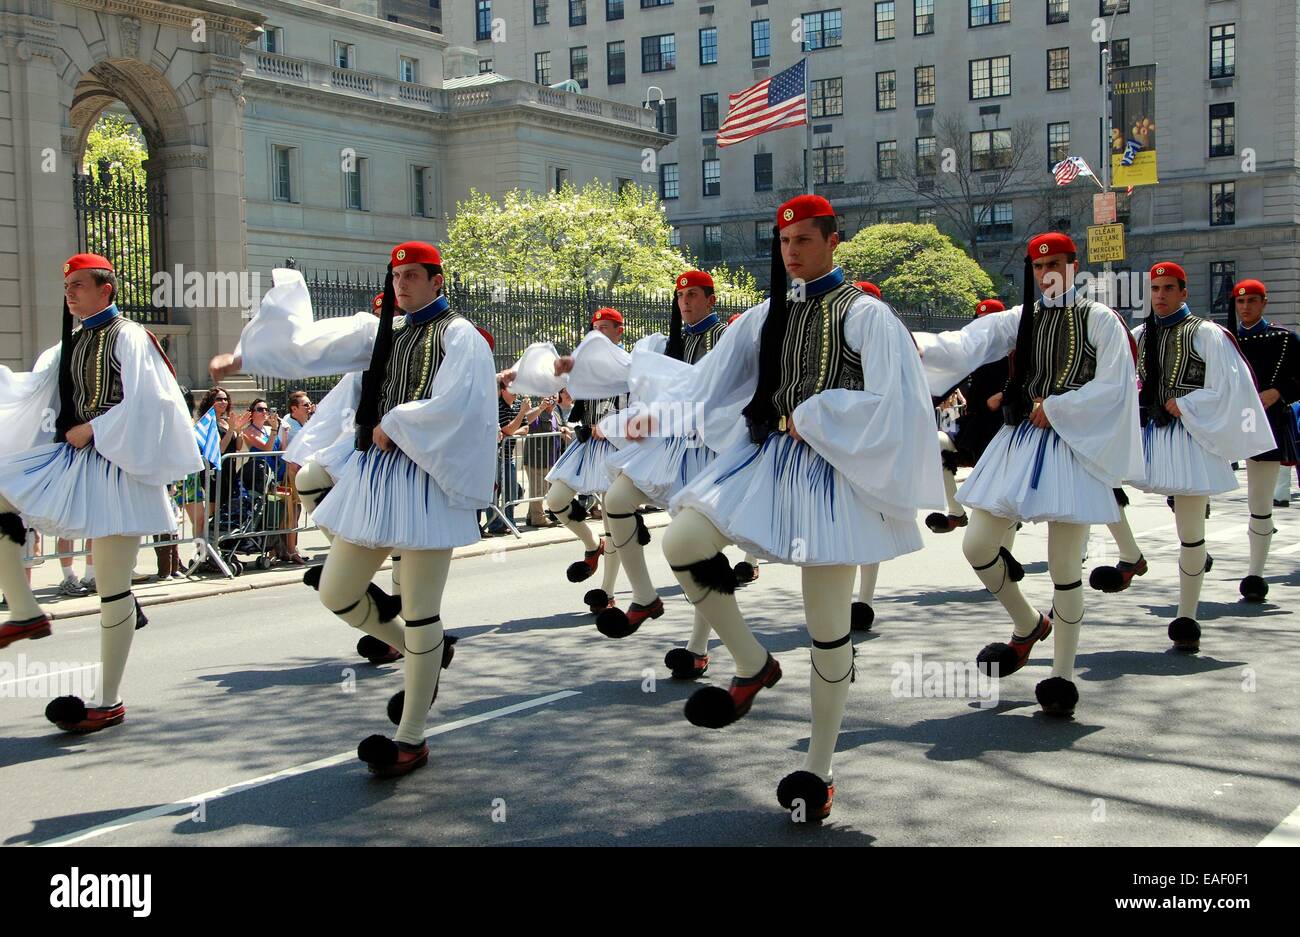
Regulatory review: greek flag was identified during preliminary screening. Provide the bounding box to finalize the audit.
[194,407,222,467]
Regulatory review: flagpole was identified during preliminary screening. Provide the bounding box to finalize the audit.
[803,56,813,193]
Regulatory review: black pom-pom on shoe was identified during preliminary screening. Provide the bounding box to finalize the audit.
[732,561,758,585]
[664,648,708,679]
[1168,617,1201,653]
[1034,677,1078,717]
[583,589,611,614]
[1088,565,1124,592]
[595,607,636,638]
[387,686,439,726]
[1239,575,1267,603]
[357,734,398,767]
[45,695,88,726]
[850,601,874,632]
[776,770,832,821]
[976,642,1020,678]
[684,685,739,728]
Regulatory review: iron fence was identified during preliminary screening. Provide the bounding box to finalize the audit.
[73,173,167,325]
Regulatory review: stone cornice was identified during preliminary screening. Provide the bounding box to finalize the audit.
[60,0,263,45]
[250,0,449,49]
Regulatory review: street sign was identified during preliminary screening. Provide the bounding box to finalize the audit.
[1087,223,1126,264]
[1093,192,1117,225]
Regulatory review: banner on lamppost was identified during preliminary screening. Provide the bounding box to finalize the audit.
[1110,64,1158,187]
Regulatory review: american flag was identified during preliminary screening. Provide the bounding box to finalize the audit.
[1052,156,1094,186]
[717,59,808,148]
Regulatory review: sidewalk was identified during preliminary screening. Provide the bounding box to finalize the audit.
[16,511,674,622]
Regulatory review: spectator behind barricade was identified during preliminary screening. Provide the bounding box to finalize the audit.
[186,387,244,566]
[277,390,314,565]
[522,393,570,527]
[483,377,530,536]
[239,397,279,496]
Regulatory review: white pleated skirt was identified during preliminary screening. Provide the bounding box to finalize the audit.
[670,432,923,566]
[0,443,176,539]
[311,445,480,551]
[605,434,716,510]
[958,423,1120,525]
[546,437,616,495]
[1127,420,1237,496]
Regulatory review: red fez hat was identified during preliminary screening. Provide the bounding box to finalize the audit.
[64,253,114,275]
[777,194,835,230]
[372,293,385,312]
[1234,279,1267,299]
[1026,232,1077,259]
[854,281,882,299]
[593,307,623,326]
[727,312,742,326]
[390,241,442,267]
[1149,262,1187,283]
[675,270,714,291]
[976,299,1006,316]
[476,326,495,351]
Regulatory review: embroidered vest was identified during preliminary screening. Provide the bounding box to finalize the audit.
[1138,315,1207,409]
[683,320,726,365]
[70,315,130,423]
[375,311,464,419]
[770,282,865,419]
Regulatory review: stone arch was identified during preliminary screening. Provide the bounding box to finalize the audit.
[65,57,194,171]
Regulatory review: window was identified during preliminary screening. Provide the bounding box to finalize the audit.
[642,0,673,7]
[878,140,898,179]
[345,157,366,210]
[479,58,494,73]
[475,1,492,41]
[915,0,934,35]
[259,26,284,53]
[878,209,903,223]
[755,221,768,252]
[1210,182,1235,226]
[569,0,586,27]
[973,201,1013,238]
[969,0,1010,26]
[752,20,771,58]
[534,0,549,25]
[876,2,896,41]
[754,152,773,191]
[701,93,719,131]
[607,0,624,19]
[802,9,843,51]
[916,136,937,174]
[642,34,676,72]
[1210,261,1236,319]
[915,65,935,106]
[970,56,1011,99]
[535,51,551,85]
[1048,194,1073,231]
[971,129,1013,170]
[813,145,846,184]
[703,224,721,246]
[1107,37,1129,72]
[412,166,430,217]
[660,163,679,199]
[699,27,717,65]
[607,41,625,84]
[1210,24,1235,79]
[273,145,293,202]
[1047,0,1068,23]
[669,227,681,247]
[1100,0,1129,13]
[1209,103,1235,157]
[400,56,419,83]
[554,167,570,191]
[876,70,897,110]
[656,97,678,134]
[570,46,588,88]
[703,158,721,196]
[1048,121,1071,166]
[919,206,938,223]
[617,177,635,195]
[811,77,843,118]
[334,40,354,69]
[1048,47,1069,90]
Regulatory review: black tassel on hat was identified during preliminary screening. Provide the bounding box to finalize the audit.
[665,291,685,361]
[741,225,790,443]
[355,268,397,450]
[1001,254,1038,426]
[54,299,77,443]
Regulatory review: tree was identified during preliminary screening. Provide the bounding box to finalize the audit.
[83,112,148,184]
[892,115,1044,277]
[442,180,762,304]
[834,222,994,315]
[80,112,154,315]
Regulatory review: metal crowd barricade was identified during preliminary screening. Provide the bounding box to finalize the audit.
[210,449,321,576]
[20,462,232,579]
[482,429,572,539]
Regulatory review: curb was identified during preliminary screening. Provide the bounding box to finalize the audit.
[45,512,672,622]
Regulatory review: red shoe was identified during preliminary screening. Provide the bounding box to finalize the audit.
[566,538,605,583]
[976,613,1052,678]
[1088,555,1148,593]
[596,597,664,638]
[0,615,52,649]
[664,648,709,680]
[925,512,969,534]
[357,635,403,664]
[777,770,835,821]
[685,654,782,727]
[358,735,429,778]
[46,697,125,734]
[733,561,760,585]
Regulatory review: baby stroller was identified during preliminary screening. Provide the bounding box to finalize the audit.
[214,457,287,575]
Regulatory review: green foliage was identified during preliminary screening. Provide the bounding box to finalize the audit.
[834,222,996,314]
[82,113,148,184]
[443,181,763,305]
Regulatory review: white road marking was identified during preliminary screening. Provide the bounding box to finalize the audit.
[1259,801,1300,846]
[34,690,581,847]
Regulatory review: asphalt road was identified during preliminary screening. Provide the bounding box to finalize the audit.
[1,478,1297,847]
